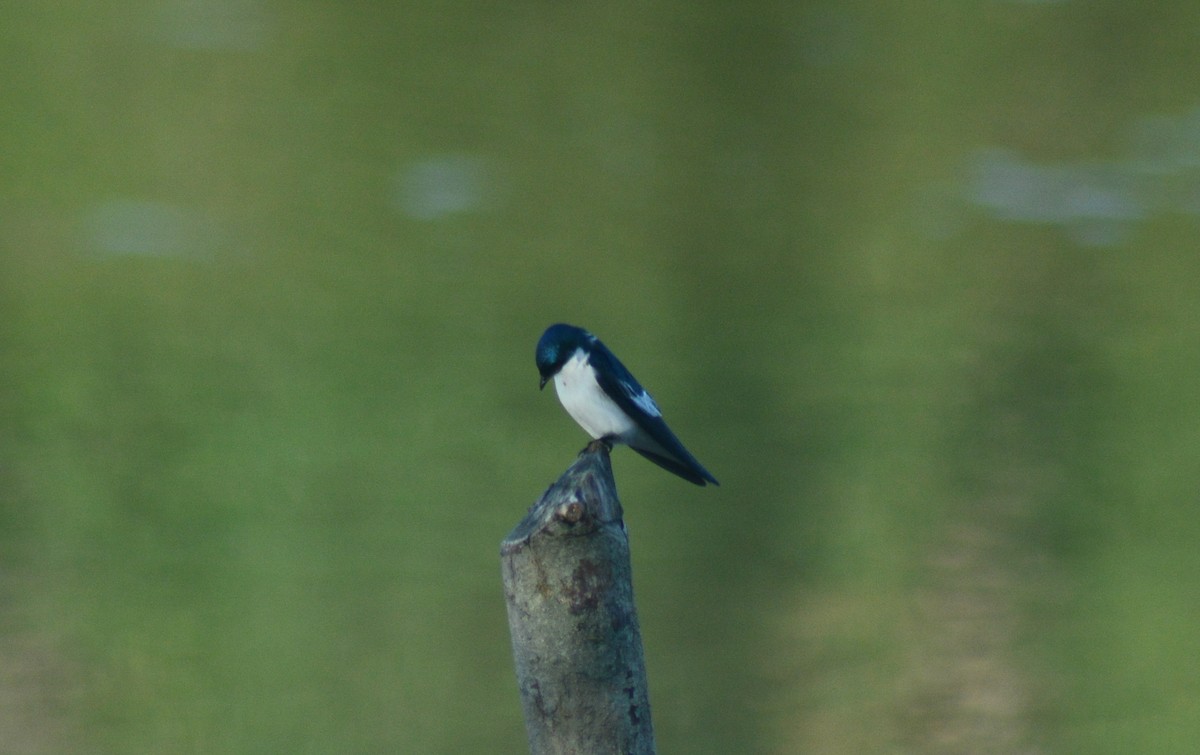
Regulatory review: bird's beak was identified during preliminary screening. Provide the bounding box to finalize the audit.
[539,376,548,390]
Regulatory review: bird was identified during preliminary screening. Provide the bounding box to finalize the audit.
[535,323,719,486]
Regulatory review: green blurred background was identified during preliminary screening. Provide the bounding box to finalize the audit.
[3,2,1199,753]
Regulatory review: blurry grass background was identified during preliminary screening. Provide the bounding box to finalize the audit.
[3,2,1200,753]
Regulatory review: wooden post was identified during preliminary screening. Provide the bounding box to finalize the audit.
[501,441,656,755]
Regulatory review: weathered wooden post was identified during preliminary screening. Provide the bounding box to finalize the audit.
[501,441,656,755]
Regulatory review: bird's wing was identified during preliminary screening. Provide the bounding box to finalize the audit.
[589,340,718,486]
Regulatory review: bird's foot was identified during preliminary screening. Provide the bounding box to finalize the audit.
[582,437,613,455]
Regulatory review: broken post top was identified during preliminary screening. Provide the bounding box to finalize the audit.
[502,440,624,551]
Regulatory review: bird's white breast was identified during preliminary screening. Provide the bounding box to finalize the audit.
[553,350,638,442]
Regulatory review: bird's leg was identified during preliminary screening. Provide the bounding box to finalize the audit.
[583,437,614,455]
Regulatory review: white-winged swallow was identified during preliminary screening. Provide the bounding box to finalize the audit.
[536,323,719,486]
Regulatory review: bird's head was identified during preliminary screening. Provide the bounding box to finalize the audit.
[536,323,590,389]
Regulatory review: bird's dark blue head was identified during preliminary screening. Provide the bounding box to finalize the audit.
[536,323,591,389]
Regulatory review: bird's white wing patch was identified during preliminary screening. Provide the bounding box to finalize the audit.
[625,382,661,417]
